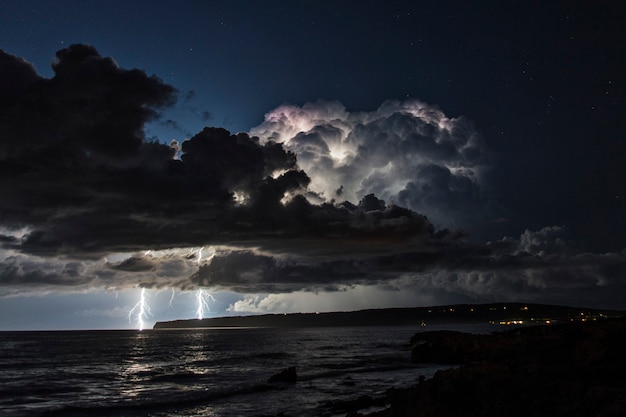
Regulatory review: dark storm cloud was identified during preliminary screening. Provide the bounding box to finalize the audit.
[190,246,445,294]
[0,45,176,161]
[1,45,625,311]
[0,50,39,107]
[192,227,626,310]
[107,256,156,272]
[0,252,100,288]
[0,46,439,265]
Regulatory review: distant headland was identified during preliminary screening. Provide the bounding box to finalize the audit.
[153,303,624,329]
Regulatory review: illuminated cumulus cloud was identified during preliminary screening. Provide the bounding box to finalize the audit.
[250,99,495,232]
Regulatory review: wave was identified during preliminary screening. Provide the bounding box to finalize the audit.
[298,362,423,382]
[37,381,284,417]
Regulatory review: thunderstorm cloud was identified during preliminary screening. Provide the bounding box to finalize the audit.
[0,45,625,310]
[250,100,496,232]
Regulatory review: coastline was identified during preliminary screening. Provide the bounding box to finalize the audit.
[150,303,626,416]
[362,317,626,417]
[153,303,621,329]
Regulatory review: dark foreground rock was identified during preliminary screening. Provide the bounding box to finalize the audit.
[379,318,626,417]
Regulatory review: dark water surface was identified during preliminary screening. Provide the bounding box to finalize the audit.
[0,324,492,417]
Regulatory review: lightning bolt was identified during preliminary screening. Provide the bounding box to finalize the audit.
[169,289,176,307]
[128,288,152,331]
[197,246,204,263]
[196,289,215,320]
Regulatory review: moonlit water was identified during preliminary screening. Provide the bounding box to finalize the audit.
[0,324,493,417]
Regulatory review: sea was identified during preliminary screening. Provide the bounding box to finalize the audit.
[0,323,494,417]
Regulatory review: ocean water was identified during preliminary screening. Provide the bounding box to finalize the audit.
[0,323,493,417]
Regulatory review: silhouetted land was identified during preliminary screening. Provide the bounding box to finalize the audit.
[378,316,626,416]
[153,303,623,329]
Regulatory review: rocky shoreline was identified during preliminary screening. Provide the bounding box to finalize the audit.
[361,317,626,417]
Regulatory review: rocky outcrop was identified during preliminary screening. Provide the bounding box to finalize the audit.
[382,318,626,417]
[410,330,490,364]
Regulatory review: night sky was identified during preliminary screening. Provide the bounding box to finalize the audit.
[1,1,625,329]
